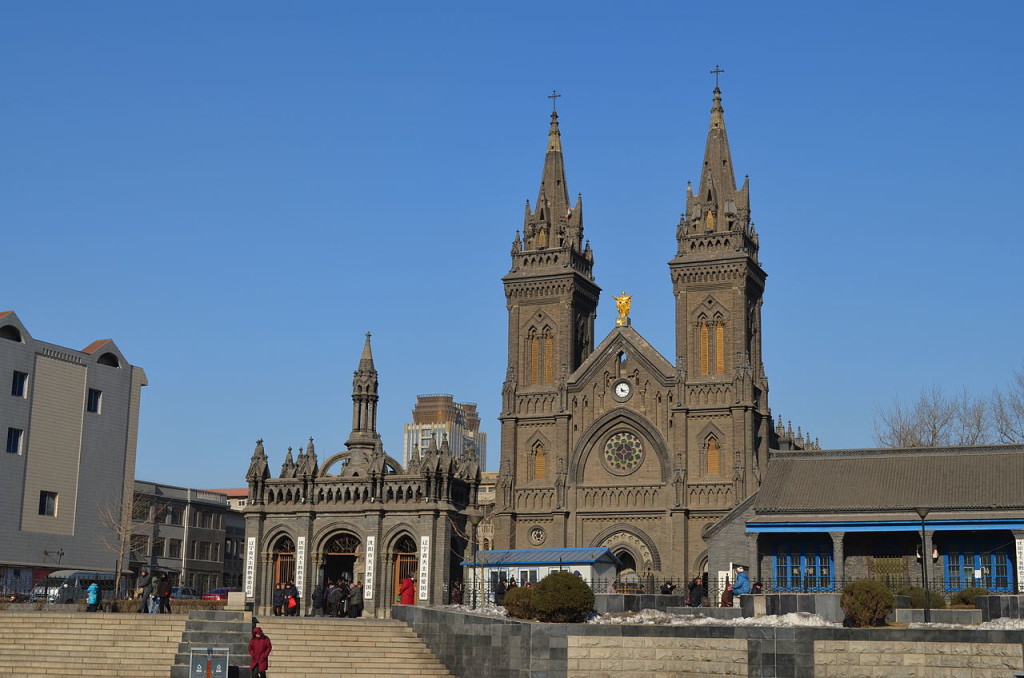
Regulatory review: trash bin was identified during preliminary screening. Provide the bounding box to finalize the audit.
[188,646,230,677]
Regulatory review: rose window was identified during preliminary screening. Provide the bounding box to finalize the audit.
[603,432,644,475]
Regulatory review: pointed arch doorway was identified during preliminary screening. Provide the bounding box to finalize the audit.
[393,535,418,603]
[323,533,361,585]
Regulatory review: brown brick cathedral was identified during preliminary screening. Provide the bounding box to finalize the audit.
[492,86,795,575]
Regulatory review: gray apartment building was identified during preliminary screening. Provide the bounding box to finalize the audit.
[0,311,146,593]
[131,481,246,592]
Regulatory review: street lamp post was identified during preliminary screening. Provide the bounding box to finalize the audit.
[467,512,483,610]
[915,507,931,623]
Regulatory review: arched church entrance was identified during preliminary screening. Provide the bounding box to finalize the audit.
[392,535,418,603]
[615,550,638,573]
[323,533,361,585]
[272,536,296,584]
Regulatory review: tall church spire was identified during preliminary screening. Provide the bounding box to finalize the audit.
[684,85,750,240]
[519,101,584,254]
[346,332,380,462]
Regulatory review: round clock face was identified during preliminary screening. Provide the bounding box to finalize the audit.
[613,380,632,400]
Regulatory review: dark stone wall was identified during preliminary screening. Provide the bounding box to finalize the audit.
[394,606,1024,678]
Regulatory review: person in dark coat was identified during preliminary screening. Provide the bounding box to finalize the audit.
[284,581,299,616]
[687,576,703,607]
[272,583,285,616]
[309,583,324,617]
[157,573,172,613]
[347,581,364,618]
[398,577,415,605]
[248,626,272,678]
[327,582,345,617]
[660,580,677,595]
[136,571,152,613]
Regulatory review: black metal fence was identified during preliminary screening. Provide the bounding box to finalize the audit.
[442,575,971,608]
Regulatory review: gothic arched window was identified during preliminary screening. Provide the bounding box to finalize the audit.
[531,441,547,481]
[705,437,723,476]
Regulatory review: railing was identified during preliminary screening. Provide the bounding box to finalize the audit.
[440,575,991,608]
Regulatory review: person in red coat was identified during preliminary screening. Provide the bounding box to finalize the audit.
[248,626,272,678]
[398,577,415,605]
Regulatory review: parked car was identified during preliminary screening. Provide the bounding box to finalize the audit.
[202,587,240,601]
[169,586,200,599]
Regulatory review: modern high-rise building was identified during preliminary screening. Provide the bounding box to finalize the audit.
[0,311,146,592]
[402,394,487,471]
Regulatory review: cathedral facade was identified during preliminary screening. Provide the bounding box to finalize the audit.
[493,87,789,576]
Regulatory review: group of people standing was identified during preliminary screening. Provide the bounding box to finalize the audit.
[308,579,365,617]
[271,581,300,616]
[134,570,173,613]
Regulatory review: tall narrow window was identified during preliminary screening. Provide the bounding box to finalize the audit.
[38,491,58,516]
[11,371,27,397]
[715,321,726,374]
[699,321,710,375]
[533,442,547,480]
[543,334,554,383]
[706,437,721,475]
[6,427,23,454]
[87,388,102,414]
[529,331,539,385]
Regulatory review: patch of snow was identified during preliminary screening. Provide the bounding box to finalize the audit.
[587,609,833,627]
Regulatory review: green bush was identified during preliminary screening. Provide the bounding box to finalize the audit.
[502,586,537,620]
[531,571,595,623]
[841,579,895,627]
[895,586,946,610]
[950,587,989,607]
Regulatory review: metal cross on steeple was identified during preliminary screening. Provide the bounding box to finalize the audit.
[548,89,561,112]
[710,65,725,88]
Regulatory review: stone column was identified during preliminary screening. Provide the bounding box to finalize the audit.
[830,532,845,586]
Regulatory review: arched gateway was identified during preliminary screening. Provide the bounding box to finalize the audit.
[243,335,481,616]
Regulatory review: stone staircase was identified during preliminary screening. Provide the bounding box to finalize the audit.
[170,610,253,678]
[0,611,454,677]
[0,611,185,676]
[256,617,455,677]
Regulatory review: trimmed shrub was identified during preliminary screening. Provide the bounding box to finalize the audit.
[532,571,595,623]
[841,579,895,627]
[502,586,537,620]
[895,586,946,610]
[951,587,988,607]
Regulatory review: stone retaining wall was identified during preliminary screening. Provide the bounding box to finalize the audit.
[393,606,1024,678]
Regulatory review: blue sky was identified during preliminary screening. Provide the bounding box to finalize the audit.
[4,2,1022,487]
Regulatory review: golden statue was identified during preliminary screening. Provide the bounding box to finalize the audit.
[614,291,632,326]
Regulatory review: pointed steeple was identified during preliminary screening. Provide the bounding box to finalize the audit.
[358,331,375,372]
[682,86,751,242]
[346,332,382,465]
[518,101,586,256]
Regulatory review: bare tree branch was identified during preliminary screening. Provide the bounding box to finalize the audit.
[874,385,992,448]
[993,364,1024,444]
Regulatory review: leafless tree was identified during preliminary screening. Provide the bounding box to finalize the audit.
[874,385,992,448]
[992,364,1024,444]
[95,492,173,597]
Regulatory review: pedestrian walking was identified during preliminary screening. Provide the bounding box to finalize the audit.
[86,581,100,612]
[136,571,152,613]
[309,583,324,617]
[347,581,364,618]
[248,626,272,678]
[157,574,172,614]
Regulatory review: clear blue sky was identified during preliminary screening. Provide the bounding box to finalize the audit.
[4,2,1022,487]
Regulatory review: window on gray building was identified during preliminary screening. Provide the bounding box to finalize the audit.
[11,371,28,397]
[6,428,23,454]
[130,534,147,558]
[168,538,182,558]
[86,388,102,414]
[151,537,165,558]
[38,491,58,516]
